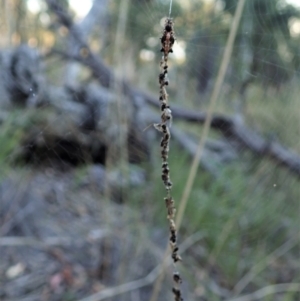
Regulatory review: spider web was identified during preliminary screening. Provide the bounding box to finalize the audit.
[1,0,299,169]
[0,0,299,226]
[0,1,299,300]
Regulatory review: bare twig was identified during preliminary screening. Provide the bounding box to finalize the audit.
[227,283,300,301]
[77,231,206,301]
[0,236,72,247]
[170,126,236,177]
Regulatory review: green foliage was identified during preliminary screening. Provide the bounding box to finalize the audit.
[0,111,25,174]
[128,78,300,294]
[245,83,300,150]
[0,109,52,174]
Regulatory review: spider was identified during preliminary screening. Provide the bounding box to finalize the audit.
[161,18,175,55]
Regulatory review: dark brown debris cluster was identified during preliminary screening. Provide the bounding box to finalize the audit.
[154,18,183,301]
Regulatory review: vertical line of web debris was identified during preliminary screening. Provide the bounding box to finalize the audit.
[153,18,183,301]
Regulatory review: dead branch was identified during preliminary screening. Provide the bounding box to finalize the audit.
[169,109,300,177]
[170,127,235,177]
[227,283,300,301]
[0,236,72,247]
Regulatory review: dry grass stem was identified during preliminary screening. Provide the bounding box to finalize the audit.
[176,0,246,231]
[150,1,246,300]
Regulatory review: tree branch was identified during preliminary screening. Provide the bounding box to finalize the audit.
[227,283,300,301]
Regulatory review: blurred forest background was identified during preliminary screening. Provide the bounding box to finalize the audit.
[0,0,299,300]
